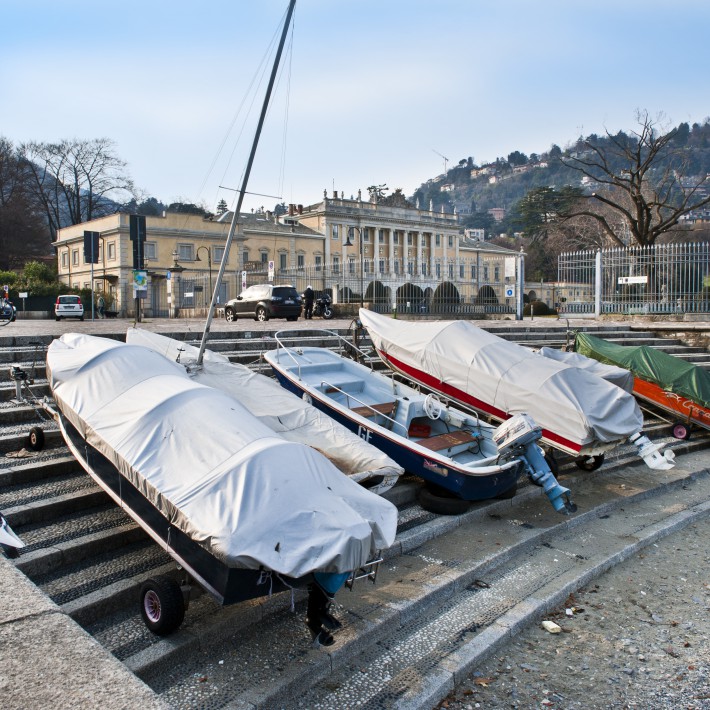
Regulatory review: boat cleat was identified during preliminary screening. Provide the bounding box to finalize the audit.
[629,432,676,471]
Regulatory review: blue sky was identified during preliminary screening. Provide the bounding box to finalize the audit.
[3,0,709,214]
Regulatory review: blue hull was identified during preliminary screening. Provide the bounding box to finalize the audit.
[270,370,521,501]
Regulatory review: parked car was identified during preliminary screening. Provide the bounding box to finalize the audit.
[224,284,302,322]
[55,295,84,321]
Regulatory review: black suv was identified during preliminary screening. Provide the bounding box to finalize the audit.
[224,284,302,322]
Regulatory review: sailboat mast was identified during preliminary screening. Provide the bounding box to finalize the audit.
[197,0,296,366]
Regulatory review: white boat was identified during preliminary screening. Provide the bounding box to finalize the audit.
[264,329,577,515]
[46,333,397,634]
[359,310,675,472]
[125,328,402,494]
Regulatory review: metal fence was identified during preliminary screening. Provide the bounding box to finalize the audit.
[119,253,525,318]
[558,242,710,316]
[279,255,519,316]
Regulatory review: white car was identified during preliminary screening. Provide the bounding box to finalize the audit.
[55,295,84,321]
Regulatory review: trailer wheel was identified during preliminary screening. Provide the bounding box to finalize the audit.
[672,422,691,440]
[574,453,605,471]
[140,576,185,635]
[494,481,518,499]
[544,450,559,476]
[418,484,470,516]
[27,427,45,451]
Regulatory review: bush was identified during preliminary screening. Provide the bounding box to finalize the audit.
[523,300,558,317]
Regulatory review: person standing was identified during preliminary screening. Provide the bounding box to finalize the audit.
[97,295,105,318]
[303,285,314,319]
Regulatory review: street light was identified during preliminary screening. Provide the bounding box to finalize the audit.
[344,226,364,308]
[195,246,213,309]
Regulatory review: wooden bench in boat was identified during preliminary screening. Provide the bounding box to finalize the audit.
[417,430,476,452]
[351,401,397,418]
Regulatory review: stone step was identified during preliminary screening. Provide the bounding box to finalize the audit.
[134,457,710,708]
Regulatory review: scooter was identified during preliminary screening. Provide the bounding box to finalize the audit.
[312,293,334,319]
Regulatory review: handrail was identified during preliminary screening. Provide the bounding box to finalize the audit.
[273,327,377,378]
[319,379,408,435]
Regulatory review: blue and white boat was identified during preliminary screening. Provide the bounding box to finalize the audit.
[264,330,576,515]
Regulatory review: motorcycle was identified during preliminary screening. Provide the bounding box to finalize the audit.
[312,293,334,319]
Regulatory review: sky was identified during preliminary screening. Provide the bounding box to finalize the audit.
[3,0,709,215]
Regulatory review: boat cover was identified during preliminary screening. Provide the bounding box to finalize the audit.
[359,310,643,449]
[47,334,397,578]
[575,331,710,408]
[125,329,402,492]
[537,347,635,393]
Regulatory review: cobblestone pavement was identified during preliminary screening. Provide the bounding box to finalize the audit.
[439,517,710,710]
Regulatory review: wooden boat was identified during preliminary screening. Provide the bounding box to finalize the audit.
[575,331,710,441]
[264,329,577,515]
[126,328,403,494]
[359,310,674,471]
[46,333,397,635]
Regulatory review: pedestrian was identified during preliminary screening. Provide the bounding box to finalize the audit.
[303,285,314,319]
[97,295,105,318]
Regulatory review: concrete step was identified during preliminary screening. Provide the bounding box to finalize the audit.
[135,456,710,708]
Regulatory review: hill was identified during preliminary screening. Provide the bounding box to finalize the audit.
[409,119,710,235]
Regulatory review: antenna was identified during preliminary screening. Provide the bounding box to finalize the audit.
[432,149,449,175]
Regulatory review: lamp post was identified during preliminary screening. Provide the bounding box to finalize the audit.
[344,226,364,308]
[170,249,185,318]
[195,246,213,309]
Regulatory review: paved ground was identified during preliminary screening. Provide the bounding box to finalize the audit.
[440,518,710,710]
[1,314,708,710]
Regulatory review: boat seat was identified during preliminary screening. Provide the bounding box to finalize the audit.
[417,430,476,452]
[351,401,397,419]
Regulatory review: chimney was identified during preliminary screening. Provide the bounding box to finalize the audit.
[332,190,337,198]
[297,204,303,215]
[288,203,295,216]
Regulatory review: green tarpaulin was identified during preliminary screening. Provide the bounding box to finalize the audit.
[575,331,710,409]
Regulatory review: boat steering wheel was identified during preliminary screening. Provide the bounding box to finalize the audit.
[423,393,444,420]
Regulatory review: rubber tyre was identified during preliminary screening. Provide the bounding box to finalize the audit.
[323,307,334,319]
[224,307,236,322]
[79,315,84,321]
[418,485,471,516]
[55,317,61,321]
[672,422,691,440]
[140,576,185,636]
[494,481,518,499]
[574,453,605,471]
[544,450,560,476]
[27,427,45,451]
[255,306,268,322]
[1,544,19,559]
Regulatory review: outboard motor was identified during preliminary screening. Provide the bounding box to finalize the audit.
[493,413,577,514]
[0,512,24,558]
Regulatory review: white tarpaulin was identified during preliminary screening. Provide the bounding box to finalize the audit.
[47,333,397,578]
[125,329,402,492]
[359,310,643,451]
[537,347,635,393]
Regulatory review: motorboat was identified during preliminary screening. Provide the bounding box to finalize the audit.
[264,329,577,515]
[574,330,710,441]
[45,333,397,635]
[125,328,402,495]
[537,346,635,393]
[358,310,675,472]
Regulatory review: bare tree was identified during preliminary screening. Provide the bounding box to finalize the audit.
[20,138,135,240]
[0,138,51,268]
[560,111,710,247]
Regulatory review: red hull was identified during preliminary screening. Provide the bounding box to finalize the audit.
[633,378,710,431]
